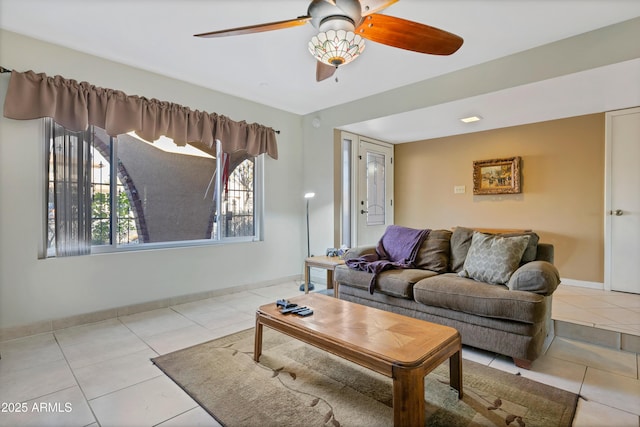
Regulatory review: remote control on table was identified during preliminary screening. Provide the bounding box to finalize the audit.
[296,309,313,316]
[281,305,306,314]
[276,299,297,309]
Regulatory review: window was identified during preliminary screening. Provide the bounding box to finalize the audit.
[45,118,262,257]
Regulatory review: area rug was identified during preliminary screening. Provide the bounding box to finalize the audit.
[152,328,577,427]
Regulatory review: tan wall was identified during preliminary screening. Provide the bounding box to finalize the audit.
[394,113,605,283]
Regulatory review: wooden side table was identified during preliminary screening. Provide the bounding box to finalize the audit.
[304,255,345,297]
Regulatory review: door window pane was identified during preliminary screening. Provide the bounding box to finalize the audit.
[366,152,385,226]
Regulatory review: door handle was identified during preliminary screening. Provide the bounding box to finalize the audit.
[611,209,623,216]
[360,209,368,214]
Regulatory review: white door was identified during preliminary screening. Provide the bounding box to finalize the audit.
[356,138,394,246]
[605,107,640,293]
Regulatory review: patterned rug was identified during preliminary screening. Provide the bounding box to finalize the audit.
[152,328,577,427]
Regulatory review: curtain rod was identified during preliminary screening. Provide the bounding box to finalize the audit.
[0,66,280,133]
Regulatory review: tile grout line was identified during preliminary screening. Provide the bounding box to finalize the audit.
[51,332,101,426]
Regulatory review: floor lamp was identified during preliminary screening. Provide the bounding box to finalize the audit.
[300,192,315,291]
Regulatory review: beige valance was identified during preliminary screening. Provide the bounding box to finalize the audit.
[3,70,278,159]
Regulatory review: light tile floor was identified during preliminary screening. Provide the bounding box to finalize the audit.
[0,282,639,426]
[553,284,640,336]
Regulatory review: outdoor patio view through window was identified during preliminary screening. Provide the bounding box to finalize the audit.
[45,119,261,257]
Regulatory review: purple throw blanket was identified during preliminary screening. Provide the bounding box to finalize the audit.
[346,225,430,294]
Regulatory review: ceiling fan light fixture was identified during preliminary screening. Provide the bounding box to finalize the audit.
[308,29,365,67]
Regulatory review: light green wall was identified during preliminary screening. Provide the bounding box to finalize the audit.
[0,30,303,329]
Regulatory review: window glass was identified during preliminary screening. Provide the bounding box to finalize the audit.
[90,142,114,245]
[46,119,261,257]
[220,157,255,238]
[365,151,386,226]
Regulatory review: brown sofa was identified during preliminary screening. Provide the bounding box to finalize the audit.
[334,227,561,369]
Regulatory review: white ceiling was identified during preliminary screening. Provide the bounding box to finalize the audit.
[1,0,640,142]
[341,58,640,142]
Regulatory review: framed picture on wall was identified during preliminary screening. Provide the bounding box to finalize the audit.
[473,156,521,195]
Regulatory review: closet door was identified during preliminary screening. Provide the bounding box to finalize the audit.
[606,107,640,293]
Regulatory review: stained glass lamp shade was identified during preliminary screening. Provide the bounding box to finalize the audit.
[308,29,366,67]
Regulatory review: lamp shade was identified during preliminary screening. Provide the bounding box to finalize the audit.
[304,192,316,199]
[308,29,365,67]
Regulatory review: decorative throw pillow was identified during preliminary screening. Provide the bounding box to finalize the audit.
[499,231,540,263]
[415,229,452,273]
[449,226,475,272]
[459,232,530,285]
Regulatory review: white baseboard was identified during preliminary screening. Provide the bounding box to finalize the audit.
[559,278,604,290]
[1,275,301,342]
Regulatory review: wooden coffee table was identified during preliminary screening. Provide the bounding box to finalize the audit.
[254,293,462,426]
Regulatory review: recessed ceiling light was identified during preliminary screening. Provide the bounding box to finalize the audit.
[460,115,482,123]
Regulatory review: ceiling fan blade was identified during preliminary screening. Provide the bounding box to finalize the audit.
[316,61,337,82]
[195,16,311,38]
[356,14,463,55]
[359,0,399,16]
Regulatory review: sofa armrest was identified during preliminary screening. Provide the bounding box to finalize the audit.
[535,243,554,263]
[507,261,560,295]
[344,245,376,261]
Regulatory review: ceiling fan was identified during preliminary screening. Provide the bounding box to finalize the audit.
[194,0,463,81]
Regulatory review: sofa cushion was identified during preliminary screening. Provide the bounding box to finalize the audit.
[499,231,540,263]
[415,229,452,273]
[413,274,547,324]
[508,261,560,295]
[335,265,438,299]
[450,226,475,272]
[459,232,530,285]
[339,284,547,337]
